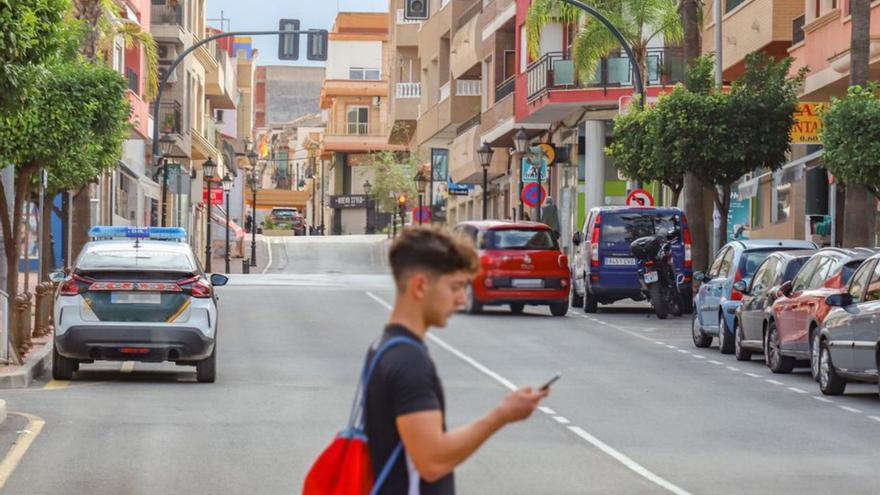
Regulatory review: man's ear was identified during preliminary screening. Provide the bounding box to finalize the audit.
[407,272,430,301]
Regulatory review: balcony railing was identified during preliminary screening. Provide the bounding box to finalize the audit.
[396,8,422,25]
[152,3,183,26]
[495,75,515,103]
[396,82,422,99]
[527,48,684,101]
[792,14,806,45]
[440,81,451,102]
[456,113,481,136]
[456,79,482,97]
[346,123,370,135]
[158,101,183,134]
[203,114,219,148]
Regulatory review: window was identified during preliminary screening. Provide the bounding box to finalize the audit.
[783,257,809,283]
[709,247,730,278]
[726,0,747,13]
[599,212,681,244]
[772,182,791,224]
[840,260,863,286]
[349,67,381,81]
[807,256,835,290]
[484,229,558,250]
[751,258,778,294]
[866,261,880,302]
[792,256,822,293]
[346,106,369,135]
[848,261,874,304]
[739,250,775,278]
[717,248,736,278]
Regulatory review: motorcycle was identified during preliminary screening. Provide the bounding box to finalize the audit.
[630,225,682,320]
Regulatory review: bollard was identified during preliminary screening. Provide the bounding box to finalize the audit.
[33,283,52,337]
[12,294,32,357]
[242,259,250,274]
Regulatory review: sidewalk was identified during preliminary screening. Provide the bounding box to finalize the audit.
[209,234,269,275]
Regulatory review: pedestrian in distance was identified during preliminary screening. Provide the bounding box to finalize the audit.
[365,226,549,494]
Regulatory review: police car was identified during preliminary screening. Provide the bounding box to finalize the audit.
[50,227,227,383]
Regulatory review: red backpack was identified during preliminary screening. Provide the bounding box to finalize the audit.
[303,337,423,495]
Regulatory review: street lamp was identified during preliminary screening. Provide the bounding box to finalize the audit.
[222,173,233,274]
[514,128,542,223]
[158,134,177,227]
[415,170,430,225]
[478,142,494,220]
[309,141,320,232]
[363,180,373,234]
[202,157,217,273]
[248,169,260,267]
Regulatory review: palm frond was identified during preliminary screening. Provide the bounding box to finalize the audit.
[526,0,582,60]
[116,24,159,101]
[571,23,621,84]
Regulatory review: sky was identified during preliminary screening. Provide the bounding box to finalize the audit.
[207,0,390,67]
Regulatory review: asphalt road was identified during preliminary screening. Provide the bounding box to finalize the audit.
[4,235,880,494]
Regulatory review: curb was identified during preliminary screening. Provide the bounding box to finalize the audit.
[0,400,6,426]
[0,342,53,390]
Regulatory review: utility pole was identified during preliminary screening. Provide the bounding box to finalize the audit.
[714,0,723,89]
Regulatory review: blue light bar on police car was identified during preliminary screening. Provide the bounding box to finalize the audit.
[88,226,187,241]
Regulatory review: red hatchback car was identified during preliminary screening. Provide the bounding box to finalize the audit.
[767,248,876,376]
[453,221,570,316]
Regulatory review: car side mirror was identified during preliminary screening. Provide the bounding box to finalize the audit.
[776,280,793,299]
[49,271,67,283]
[733,279,749,294]
[572,232,583,246]
[210,274,229,287]
[693,271,706,283]
[825,293,853,307]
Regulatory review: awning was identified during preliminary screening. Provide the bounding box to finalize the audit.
[737,149,824,198]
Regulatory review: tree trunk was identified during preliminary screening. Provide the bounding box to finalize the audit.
[40,193,54,282]
[670,185,682,207]
[714,184,732,253]
[680,0,710,271]
[72,0,103,61]
[70,185,91,262]
[844,0,876,248]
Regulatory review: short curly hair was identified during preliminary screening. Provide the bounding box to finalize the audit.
[389,226,479,287]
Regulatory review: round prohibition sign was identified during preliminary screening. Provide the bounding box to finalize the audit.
[626,189,655,207]
[521,183,547,208]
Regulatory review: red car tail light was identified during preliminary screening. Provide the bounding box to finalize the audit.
[683,226,693,269]
[590,214,601,267]
[177,276,213,299]
[60,274,94,296]
[731,268,744,301]
[480,255,495,269]
[558,255,569,269]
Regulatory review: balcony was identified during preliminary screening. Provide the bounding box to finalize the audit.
[194,36,220,77]
[703,0,803,80]
[192,114,220,160]
[519,48,684,124]
[151,3,191,46]
[127,89,150,139]
[451,7,481,79]
[449,118,508,185]
[155,100,191,159]
[495,75,515,103]
[456,79,481,96]
[417,80,482,145]
[393,82,421,123]
[395,9,420,47]
[324,124,407,153]
[320,80,388,109]
[206,44,236,109]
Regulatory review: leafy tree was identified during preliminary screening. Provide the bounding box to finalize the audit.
[0,60,130,300]
[366,151,420,213]
[821,84,880,197]
[526,0,682,86]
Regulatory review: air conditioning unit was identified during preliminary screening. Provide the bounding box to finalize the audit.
[157,44,178,61]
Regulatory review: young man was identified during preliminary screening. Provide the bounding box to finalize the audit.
[365,226,549,494]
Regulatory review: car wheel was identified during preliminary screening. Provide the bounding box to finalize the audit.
[550,302,568,317]
[52,345,76,381]
[692,312,712,348]
[571,282,584,308]
[810,330,821,382]
[818,340,846,396]
[465,284,482,315]
[510,303,525,314]
[196,344,217,383]
[719,316,735,355]
[583,279,598,313]
[765,320,794,374]
[734,319,752,361]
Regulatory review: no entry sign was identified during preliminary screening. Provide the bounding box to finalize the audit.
[626,189,655,207]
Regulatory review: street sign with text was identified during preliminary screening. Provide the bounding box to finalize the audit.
[203,186,223,205]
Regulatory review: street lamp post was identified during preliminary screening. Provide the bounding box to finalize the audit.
[363,180,373,234]
[514,128,543,224]
[415,171,430,225]
[158,134,176,227]
[246,141,259,267]
[202,157,217,273]
[478,142,494,220]
[222,174,233,274]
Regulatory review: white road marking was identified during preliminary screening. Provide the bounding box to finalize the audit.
[261,237,275,274]
[813,396,833,403]
[366,291,694,495]
[726,366,740,372]
[839,406,862,414]
[692,355,706,360]
[765,379,784,386]
[745,373,763,378]
[869,416,880,423]
[0,412,45,490]
[708,360,723,365]
[538,407,556,415]
[787,387,808,394]
[553,416,571,425]
[654,341,665,345]
[120,362,135,374]
[677,349,691,354]
[666,345,678,350]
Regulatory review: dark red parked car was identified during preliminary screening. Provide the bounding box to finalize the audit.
[767,248,876,377]
[453,221,571,317]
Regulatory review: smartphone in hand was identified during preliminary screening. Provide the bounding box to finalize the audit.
[539,372,562,391]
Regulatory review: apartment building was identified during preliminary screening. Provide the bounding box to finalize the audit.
[321,12,406,235]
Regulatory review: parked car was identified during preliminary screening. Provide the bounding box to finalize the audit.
[767,248,876,376]
[269,207,306,236]
[571,207,693,313]
[692,239,817,353]
[454,221,571,316]
[817,253,880,396]
[733,250,816,362]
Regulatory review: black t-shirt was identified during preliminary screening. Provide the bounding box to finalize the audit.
[364,325,455,495]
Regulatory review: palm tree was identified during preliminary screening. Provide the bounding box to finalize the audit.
[526,0,683,88]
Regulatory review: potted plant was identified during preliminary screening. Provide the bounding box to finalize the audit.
[161,114,175,133]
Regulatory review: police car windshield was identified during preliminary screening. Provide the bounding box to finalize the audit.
[79,249,195,272]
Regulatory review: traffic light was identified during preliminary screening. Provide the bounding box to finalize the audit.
[306,29,329,61]
[278,19,300,61]
[405,0,429,20]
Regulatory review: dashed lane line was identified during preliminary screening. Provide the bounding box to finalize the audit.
[840,406,863,414]
[539,407,557,415]
[787,387,808,394]
[813,396,834,404]
[553,416,571,425]
[366,291,694,495]
[745,373,763,378]
[766,379,784,386]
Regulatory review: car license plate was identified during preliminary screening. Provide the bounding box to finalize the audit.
[643,271,659,284]
[512,278,545,289]
[111,292,161,304]
[605,257,636,266]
